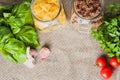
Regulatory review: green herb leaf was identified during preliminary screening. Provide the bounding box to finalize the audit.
[1,51,18,63]
[16,26,40,48]
[91,2,120,61]
[0,26,14,43]
[3,38,27,62]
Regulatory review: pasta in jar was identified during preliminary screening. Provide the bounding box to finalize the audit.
[31,0,66,33]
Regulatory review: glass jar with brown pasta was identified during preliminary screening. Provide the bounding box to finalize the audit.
[71,0,104,33]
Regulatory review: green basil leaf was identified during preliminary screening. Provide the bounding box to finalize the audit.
[3,38,27,62]
[14,1,33,25]
[1,52,18,63]
[0,26,14,43]
[7,16,25,34]
[13,53,26,63]
[16,26,40,48]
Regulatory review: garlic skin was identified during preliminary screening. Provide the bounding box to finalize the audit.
[39,47,50,61]
[23,47,51,68]
[29,49,37,58]
[23,47,36,68]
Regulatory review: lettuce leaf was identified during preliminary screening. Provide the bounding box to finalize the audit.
[0,26,14,43]
[1,50,18,63]
[7,16,25,34]
[0,1,40,63]
[6,1,33,34]
[0,26,26,63]
[16,26,40,48]
[7,1,40,48]
[3,38,27,63]
[0,26,27,63]
[12,1,33,26]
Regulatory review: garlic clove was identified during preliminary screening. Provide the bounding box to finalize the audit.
[39,47,50,61]
[23,47,36,68]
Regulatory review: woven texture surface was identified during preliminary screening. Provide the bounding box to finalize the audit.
[0,0,120,80]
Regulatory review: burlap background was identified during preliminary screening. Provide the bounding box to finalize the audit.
[0,0,120,80]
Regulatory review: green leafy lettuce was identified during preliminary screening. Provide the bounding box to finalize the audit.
[16,25,40,48]
[3,1,39,47]
[4,38,26,63]
[0,0,40,63]
[6,1,39,48]
[6,1,34,34]
[0,26,27,63]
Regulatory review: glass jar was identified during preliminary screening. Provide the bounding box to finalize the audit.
[71,0,104,33]
[31,0,67,33]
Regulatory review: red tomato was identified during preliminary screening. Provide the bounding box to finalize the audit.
[110,57,120,68]
[96,57,107,68]
[100,66,113,79]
